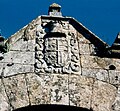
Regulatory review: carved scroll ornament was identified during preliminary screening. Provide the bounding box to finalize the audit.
[35,20,80,74]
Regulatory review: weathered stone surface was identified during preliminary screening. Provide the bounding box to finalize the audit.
[68,24,76,34]
[100,58,120,71]
[9,35,35,52]
[79,43,91,55]
[89,44,98,55]
[81,55,113,69]
[50,74,69,105]
[26,73,69,105]
[69,75,94,109]
[25,73,51,105]
[3,51,35,64]
[91,80,116,111]
[69,75,117,111]
[112,86,120,111]
[9,38,28,51]
[3,74,29,110]
[27,40,35,52]
[0,3,120,111]
[81,55,101,69]
[0,79,10,111]
[4,64,23,77]
[82,68,109,82]
[24,21,37,41]
[77,32,91,44]
[109,70,120,85]
[4,64,34,77]
[102,58,116,70]
[112,58,120,71]
[0,63,3,76]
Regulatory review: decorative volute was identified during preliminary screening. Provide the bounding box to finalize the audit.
[48,3,62,17]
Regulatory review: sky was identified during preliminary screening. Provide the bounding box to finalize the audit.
[0,0,120,45]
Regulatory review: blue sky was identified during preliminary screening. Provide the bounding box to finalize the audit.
[0,0,120,45]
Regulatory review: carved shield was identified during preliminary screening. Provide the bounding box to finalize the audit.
[44,37,68,67]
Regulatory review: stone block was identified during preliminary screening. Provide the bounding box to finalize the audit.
[21,52,35,64]
[4,64,22,77]
[91,80,117,111]
[112,86,120,111]
[3,74,29,110]
[109,70,120,85]
[77,32,91,44]
[10,38,35,52]
[50,74,69,105]
[0,79,11,111]
[9,38,28,51]
[4,64,34,77]
[81,55,114,70]
[100,58,120,71]
[25,73,51,105]
[91,69,109,82]
[81,55,102,69]
[26,73,69,105]
[79,43,90,55]
[82,68,109,82]
[3,51,35,65]
[102,58,117,70]
[69,24,76,33]
[23,65,34,73]
[0,63,3,76]
[27,39,35,52]
[89,44,97,55]
[112,58,120,71]
[69,75,94,109]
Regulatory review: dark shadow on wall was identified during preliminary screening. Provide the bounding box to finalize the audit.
[13,104,93,111]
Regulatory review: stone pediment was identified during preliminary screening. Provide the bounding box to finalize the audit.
[0,12,119,79]
[0,3,120,111]
[7,15,109,54]
[1,14,108,76]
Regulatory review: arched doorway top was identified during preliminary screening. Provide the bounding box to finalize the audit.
[14,104,93,111]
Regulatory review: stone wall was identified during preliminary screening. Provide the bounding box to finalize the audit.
[0,15,120,111]
[0,73,117,111]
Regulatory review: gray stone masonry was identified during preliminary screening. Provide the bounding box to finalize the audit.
[0,4,120,111]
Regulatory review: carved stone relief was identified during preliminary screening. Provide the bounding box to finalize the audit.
[24,22,37,41]
[35,20,80,74]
